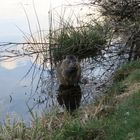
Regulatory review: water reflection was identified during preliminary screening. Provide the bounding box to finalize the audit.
[0,42,128,122]
[57,85,82,113]
[0,58,40,122]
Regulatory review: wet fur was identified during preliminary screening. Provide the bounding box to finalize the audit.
[56,55,81,86]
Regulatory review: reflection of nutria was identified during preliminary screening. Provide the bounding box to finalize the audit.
[57,85,82,113]
[56,55,81,86]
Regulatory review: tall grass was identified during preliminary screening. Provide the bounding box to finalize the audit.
[52,22,109,62]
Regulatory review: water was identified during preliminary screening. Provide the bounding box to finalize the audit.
[0,42,128,123]
[0,0,85,122]
[0,58,32,121]
[0,0,128,123]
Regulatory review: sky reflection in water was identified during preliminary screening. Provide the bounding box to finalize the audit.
[0,57,41,122]
[0,0,84,122]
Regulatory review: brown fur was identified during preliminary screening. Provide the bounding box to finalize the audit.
[56,55,81,86]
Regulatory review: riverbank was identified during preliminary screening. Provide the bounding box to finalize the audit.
[0,60,140,140]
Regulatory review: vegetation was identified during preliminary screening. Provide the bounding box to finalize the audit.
[91,0,140,61]
[52,22,109,62]
[0,1,140,140]
[113,60,140,82]
[0,61,140,140]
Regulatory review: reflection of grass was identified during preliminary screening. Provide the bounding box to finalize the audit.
[0,61,140,139]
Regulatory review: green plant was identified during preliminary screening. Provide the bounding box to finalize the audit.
[52,22,108,62]
[113,61,140,82]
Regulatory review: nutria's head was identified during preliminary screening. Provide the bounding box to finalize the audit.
[57,55,81,86]
[62,55,79,72]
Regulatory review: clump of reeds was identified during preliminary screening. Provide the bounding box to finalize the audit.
[52,22,108,62]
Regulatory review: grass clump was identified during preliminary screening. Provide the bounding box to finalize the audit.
[0,116,27,140]
[54,119,106,140]
[52,23,108,62]
[56,121,84,140]
[113,60,140,82]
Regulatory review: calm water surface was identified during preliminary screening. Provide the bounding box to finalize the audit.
[0,58,43,122]
[0,0,126,122]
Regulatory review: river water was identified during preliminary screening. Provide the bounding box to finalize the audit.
[0,0,128,123]
[0,42,127,123]
[0,58,33,121]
